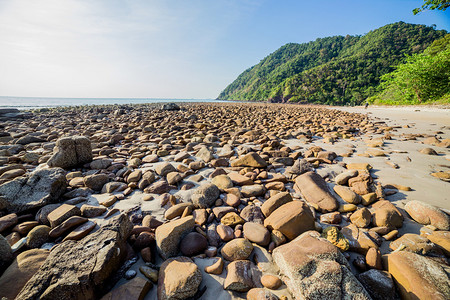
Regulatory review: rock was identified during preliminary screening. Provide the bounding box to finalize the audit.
[81,205,107,218]
[157,256,202,300]
[272,231,371,300]
[260,274,282,290]
[180,232,208,256]
[100,277,152,300]
[231,152,267,168]
[223,260,256,292]
[294,171,339,213]
[350,208,372,228]
[358,269,396,300]
[35,204,61,226]
[225,193,241,207]
[247,288,279,300]
[166,172,182,185]
[320,212,342,224]
[196,146,214,162]
[365,248,382,270]
[244,222,270,246]
[49,216,88,238]
[228,172,254,185]
[47,136,92,168]
[15,135,46,145]
[334,170,358,185]
[217,224,234,241]
[427,230,450,256]
[164,202,193,220]
[322,226,349,251]
[382,251,450,300]
[389,233,438,255]
[15,214,132,300]
[241,184,266,197]
[155,216,195,259]
[264,201,315,240]
[84,174,109,191]
[284,158,313,178]
[192,209,208,226]
[0,168,67,214]
[372,200,403,228]
[261,192,293,217]
[162,102,180,111]
[404,200,450,230]
[192,183,220,208]
[333,185,360,204]
[240,205,265,224]
[13,221,39,235]
[140,266,158,282]
[47,204,81,228]
[62,220,96,241]
[155,162,176,177]
[144,180,173,194]
[26,225,51,248]
[0,249,49,300]
[90,158,112,170]
[221,238,254,261]
[341,224,379,254]
[0,213,18,233]
[420,147,438,155]
[221,212,245,226]
[204,257,224,275]
[211,174,233,190]
[0,234,13,271]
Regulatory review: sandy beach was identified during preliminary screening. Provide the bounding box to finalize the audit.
[0,102,449,300]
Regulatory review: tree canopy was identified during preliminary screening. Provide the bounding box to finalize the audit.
[413,0,450,15]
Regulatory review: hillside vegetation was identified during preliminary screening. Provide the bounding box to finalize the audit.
[218,22,447,105]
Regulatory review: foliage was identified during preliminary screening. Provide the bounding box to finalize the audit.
[373,34,450,104]
[413,0,450,14]
[217,22,447,105]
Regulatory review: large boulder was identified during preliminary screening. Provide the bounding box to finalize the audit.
[404,200,450,230]
[0,168,67,214]
[155,216,195,259]
[15,214,132,300]
[272,231,371,300]
[47,136,93,169]
[294,171,339,213]
[0,249,49,300]
[372,200,403,228]
[157,256,202,300]
[264,201,315,240]
[382,251,450,300]
[0,234,13,272]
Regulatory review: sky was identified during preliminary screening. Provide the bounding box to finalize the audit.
[0,0,448,99]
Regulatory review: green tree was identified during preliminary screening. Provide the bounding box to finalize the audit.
[413,0,450,14]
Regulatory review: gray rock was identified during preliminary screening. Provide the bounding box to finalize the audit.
[0,168,67,214]
[162,103,180,111]
[15,135,46,145]
[15,214,132,300]
[358,269,396,300]
[0,234,13,272]
[192,183,220,208]
[47,136,92,169]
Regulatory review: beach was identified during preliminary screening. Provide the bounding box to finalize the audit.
[0,102,448,299]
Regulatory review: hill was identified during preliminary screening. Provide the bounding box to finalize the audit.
[217,22,447,105]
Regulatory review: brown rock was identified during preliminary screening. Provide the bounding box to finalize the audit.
[62,220,96,241]
[264,201,315,240]
[333,185,360,204]
[49,216,88,238]
[389,233,438,255]
[228,172,254,186]
[261,192,293,217]
[12,221,38,235]
[404,200,450,230]
[204,257,224,275]
[240,205,265,224]
[157,256,202,300]
[244,222,270,246]
[382,251,450,300]
[221,238,254,261]
[0,249,49,300]
[155,216,195,259]
[0,213,18,233]
[26,225,51,248]
[365,248,382,270]
[427,230,450,256]
[231,152,267,168]
[180,232,207,256]
[100,277,152,300]
[272,231,371,299]
[294,171,339,213]
[164,202,193,220]
[221,212,245,227]
[260,274,282,290]
[81,204,107,218]
[47,204,81,228]
[217,224,234,241]
[320,212,342,224]
[350,208,372,228]
[223,260,256,292]
[247,288,279,300]
[211,174,233,190]
[372,200,403,228]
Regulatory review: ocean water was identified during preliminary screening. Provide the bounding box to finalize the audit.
[0,96,225,110]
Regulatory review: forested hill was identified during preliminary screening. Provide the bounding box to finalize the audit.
[217,22,447,105]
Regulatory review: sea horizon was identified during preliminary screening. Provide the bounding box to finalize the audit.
[0,96,226,110]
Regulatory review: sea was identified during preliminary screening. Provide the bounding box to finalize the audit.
[0,96,226,110]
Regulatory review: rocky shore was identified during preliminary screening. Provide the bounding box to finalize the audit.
[0,102,449,300]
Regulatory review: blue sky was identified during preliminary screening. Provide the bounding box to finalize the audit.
[0,0,448,99]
